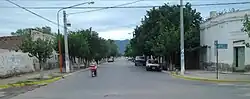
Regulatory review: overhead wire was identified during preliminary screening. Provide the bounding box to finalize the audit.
[68,0,146,15]
[9,0,159,1]
[5,0,59,27]
[3,0,146,32]
[3,0,250,32]
[1,1,250,9]
[5,0,72,31]
[0,6,158,9]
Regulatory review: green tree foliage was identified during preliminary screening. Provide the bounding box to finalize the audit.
[243,14,250,38]
[243,14,250,47]
[125,3,202,62]
[106,39,119,57]
[19,36,53,78]
[11,26,52,36]
[124,43,134,57]
[54,29,119,64]
[11,26,55,77]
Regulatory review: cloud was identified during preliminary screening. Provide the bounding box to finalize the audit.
[1,0,250,40]
[98,27,134,40]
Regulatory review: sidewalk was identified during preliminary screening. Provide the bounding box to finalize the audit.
[0,63,88,85]
[0,61,106,86]
[172,70,250,83]
[0,68,63,85]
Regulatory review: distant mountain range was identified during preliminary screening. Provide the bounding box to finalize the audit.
[114,39,129,54]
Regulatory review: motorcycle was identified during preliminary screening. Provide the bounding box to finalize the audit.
[89,64,97,77]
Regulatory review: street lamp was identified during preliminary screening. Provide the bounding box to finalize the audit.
[180,0,185,75]
[56,1,94,73]
[57,1,94,34]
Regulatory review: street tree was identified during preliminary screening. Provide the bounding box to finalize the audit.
[19,37,54,78]
[11,26,52,36]
[127,3,202,69]
[54,28,119,66]
[243,14,250,47]
[68,30,90,64]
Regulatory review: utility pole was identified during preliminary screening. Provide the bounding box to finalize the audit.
[180,0,185,75]
[90,27,92,34]
[63,10,70,73]
[214,40,219,79]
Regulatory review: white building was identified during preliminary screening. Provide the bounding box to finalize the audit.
[0,30,58,77]
[30,30,58,66]
[200,10,250,71]
[30,30,55,41]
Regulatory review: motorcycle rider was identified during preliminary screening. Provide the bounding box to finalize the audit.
[89,62,97,76]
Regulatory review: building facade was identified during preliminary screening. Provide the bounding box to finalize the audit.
[0,30,58,77]
[200,10,250,71]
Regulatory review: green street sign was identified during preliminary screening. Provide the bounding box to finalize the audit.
[217,44,228,49]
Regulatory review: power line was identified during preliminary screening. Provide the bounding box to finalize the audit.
[2,1,250,9]
[0,6,159,9]
[9,0,159,1]
[68,0,145,15]
[193,1,250,6]
[4,0,66,29]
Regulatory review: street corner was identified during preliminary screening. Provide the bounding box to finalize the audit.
[169,72,250,84]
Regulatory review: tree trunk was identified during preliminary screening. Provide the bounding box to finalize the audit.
[39,61,44,79]
[73,57,76,64]
[169,57,172,71]
[84,58,87,67]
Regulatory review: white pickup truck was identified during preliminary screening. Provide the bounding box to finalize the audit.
[146,59,161,71]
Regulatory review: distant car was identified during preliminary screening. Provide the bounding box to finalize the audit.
[146,59,161,71]
[107,57,114,62]
[134,56,146,66]
[127,57,133,61]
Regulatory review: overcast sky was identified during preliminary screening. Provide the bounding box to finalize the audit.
[0,0,250,40]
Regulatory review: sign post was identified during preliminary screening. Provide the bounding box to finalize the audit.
[214,40,219,79]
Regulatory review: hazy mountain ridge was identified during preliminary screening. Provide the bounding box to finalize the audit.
[114,39,129,54]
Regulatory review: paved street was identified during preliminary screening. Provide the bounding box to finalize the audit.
[7,58,250,99]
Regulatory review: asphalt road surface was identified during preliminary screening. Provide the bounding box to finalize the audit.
[9,58,250,99]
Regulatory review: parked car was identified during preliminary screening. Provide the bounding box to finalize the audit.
[127,57,133,61]
[146,59,161,71]
[107,57,114,62]
[134,56,146,66]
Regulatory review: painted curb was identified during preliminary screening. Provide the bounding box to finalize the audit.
[0,77,62,89]
[166,71,250,83]
[0,61,109,90]
[0,68,90,89]
[0,62,108,89]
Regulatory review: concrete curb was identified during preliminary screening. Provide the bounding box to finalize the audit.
[0,77,62,89]
[0,68,89,89]
[0,62,108,89]
[162,70,250,83]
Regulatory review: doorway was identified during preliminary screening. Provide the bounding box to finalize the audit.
[234,46,245,70]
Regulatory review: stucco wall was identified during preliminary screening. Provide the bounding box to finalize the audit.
[200,10,250,71]
[0,52,35,77]
[0,49,10,53]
